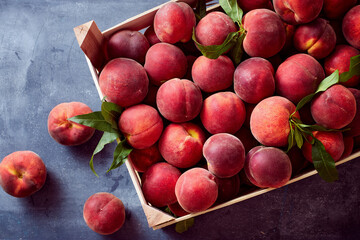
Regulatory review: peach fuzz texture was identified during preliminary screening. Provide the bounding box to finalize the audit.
[159,122,206,169]
[156,78,203,123]
[154,2,196,44]
[48,102,95,146]
[0,151,46,198]
[118,104,163,149]
[250,96,300,147]
[200,92,246,134]
[342,5,360,49]
[203,133,245,178]
[141,162,181,208]
[99,58,149,107]
[175,168,218,213]
[83,192,125,235]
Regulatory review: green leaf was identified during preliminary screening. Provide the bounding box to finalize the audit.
[286,122,295,152]
[90,131,120,177]
[312,138,339,182]
[229,31,245,65]
[219,0,243,25]
[297,123,341,132]
[294,127,303,149]
[339,54,360,83]
[107,139,132,172]
[192,29,240,59]
[175,218,195,233]
[194,0,206,22]
[68,112,118,133]
[295,70,339,112]
[101,101,123,130]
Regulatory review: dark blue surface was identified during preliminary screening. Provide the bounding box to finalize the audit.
[0,0,360,239]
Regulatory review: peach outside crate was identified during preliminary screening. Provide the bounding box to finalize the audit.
[73,0,360,230]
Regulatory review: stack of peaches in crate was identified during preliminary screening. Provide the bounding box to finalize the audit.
[69,0,360,232]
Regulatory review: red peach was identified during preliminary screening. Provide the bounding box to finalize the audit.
[159,122,206,169]
[243,9,286,58]
[234,57,275,104]
[203,133,245,178]
[250,96,300,147]
[342,5,360,49]
[275,53,325,104]
[273,0,323,25]
[175,168,218,213]
[216,174,241,204]
[237,0,272,12]
[142,162,181,207]
[341,136,354,159]
[107,30,150,64]
[154,2,196,44]
[324,45,360,87]
[83,192,125,235]
[168,202,189,217]
[144,43,187,86]
[195,11,237,46]
[118,104,163,149]
[156,78,203,123]
[200,92,246,134]
[311,85,356,129]
[293,18,337,59]
[345,88,360,137]
[192,55,235,93]
[99,58,149,107]
[144,25,161,46]
[0,151,46,198]
[302,131,345,162]
[323,0,357,19]
[48,102,95,146]
[127,144,162,173]
[234,127,259,154]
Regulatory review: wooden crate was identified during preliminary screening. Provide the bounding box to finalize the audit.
[74,0,360,230]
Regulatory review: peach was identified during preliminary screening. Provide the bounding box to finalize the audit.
[141,162,181,207]
[203,133,245,178]
[192,55,235,93]
[341,136,354,159]
[250,96,300,147]
[302,131,345,162]
[195,11,237,46]
[237,0,272,12]
[329,20,347,45]
[118,104,163,149]
[200,92,246,134]
[144,25,161,46]
[293,18,336,59]
[342,5,360,49]
[0,151,46,198]
[324,45,360,87]
[83,192,125,235]
[154,2,196,44]
[106,30,150,64]
[234,127,259,154]
[275,53,325,104]
[244,146,292,188]
[159,123,206,168]
[323,0,357,19]
[144,43,187,86]
[216,174,240,204]
[311,85,356,129]
[243,9,286,58]
[175,168,218,213]
[156,78,202,123]
[48,102,95,146]
[273,0,323,25]
[99,58,149,107]
[234,57,275,104]
[168,202,189,217]
[345,88,360,137]
[281,22,296,55]
[127,144,162,173]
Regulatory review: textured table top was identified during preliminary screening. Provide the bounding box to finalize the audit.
[0,0,359,239]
